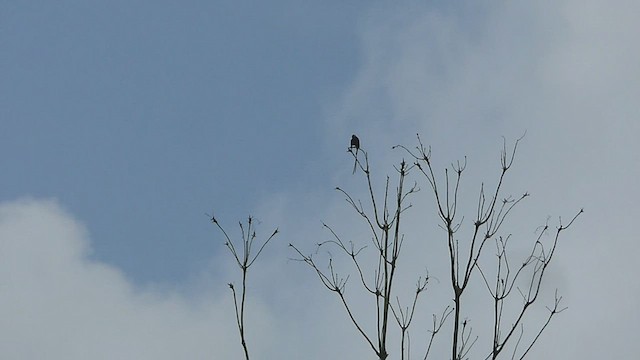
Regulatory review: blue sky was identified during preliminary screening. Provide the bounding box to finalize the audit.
[2,1,640,359]
[2,0,365,283]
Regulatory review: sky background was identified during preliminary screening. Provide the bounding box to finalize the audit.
[1,1,639,359]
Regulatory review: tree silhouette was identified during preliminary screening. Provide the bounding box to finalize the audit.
[396,134,582,359]
[290,134,581,359]
[215,134,581,360]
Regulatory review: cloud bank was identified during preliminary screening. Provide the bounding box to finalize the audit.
[0,199,237,359]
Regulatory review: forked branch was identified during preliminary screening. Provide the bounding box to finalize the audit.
[209,214,278,360]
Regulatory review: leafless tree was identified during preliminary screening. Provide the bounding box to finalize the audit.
[218,134,580,359]
[290,145,449,360]
[397,134,582,359]
[209,214,278,360]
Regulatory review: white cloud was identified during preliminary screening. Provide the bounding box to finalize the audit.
[0,198,373,359]
[0,199,244,359]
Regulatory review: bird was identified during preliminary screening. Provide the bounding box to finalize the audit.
[350,134,360,174]
[350,134,360,151]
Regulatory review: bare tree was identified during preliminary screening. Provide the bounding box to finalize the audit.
[397,134,582,359]
[209,214,278,360]
[291,145,441,360]
[216,134,580,359]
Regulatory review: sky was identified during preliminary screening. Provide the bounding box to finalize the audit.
[1,0,639,359]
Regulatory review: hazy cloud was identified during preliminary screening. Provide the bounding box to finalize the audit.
[0,199,238,359]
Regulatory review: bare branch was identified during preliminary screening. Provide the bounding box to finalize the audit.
[211,215,278,360]
[424,306,454,360]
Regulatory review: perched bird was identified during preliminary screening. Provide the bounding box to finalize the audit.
[350,134,360,174]
[350,134,360,152]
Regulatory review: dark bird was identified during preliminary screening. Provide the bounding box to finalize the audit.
[350,134,360,174]
[350,134,360,151]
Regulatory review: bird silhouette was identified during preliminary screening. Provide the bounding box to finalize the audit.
[350,135,360,151]
[350,134,360,174]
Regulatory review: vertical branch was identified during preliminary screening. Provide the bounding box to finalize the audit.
[423,306,454,360]
[291,147,420,360]
[391,276,429,360]
[209,214,278,360]
[398,133,580,360]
